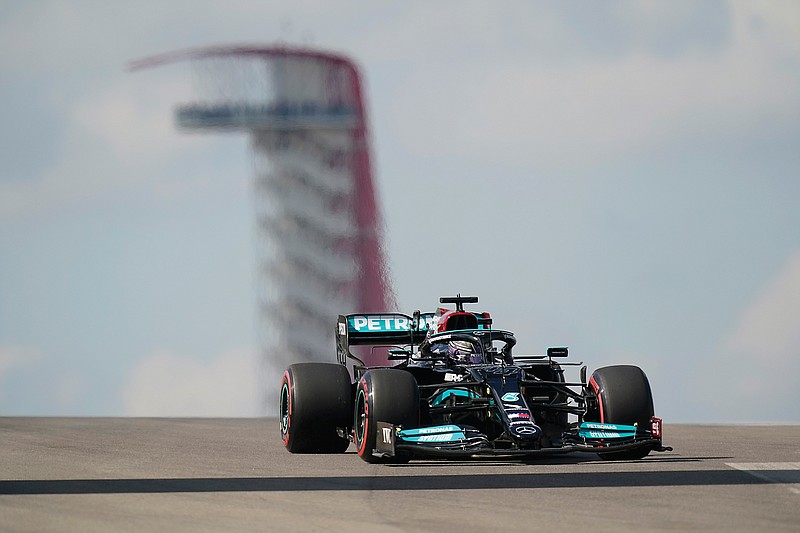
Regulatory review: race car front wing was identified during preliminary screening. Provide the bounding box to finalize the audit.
[372,420,672,459]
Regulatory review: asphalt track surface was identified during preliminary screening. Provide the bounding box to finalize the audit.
[1,419,798,531]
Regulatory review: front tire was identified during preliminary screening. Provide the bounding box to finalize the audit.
[354,369,419,463]
[588,365,655,460]
[280,363,352,453]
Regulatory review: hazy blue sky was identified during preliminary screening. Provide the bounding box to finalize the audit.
[1,1,798,422]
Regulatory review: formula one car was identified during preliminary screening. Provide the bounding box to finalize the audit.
[279,295,671,463]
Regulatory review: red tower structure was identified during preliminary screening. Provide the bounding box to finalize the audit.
[131,46,394,403]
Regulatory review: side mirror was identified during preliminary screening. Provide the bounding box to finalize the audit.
[388,348,411,360]
[547,347,568,358]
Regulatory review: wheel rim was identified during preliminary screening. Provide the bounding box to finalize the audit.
[279,383,290,438]
[355,389,366,446]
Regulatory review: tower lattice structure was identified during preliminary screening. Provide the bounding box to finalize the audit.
[131,46,394,404]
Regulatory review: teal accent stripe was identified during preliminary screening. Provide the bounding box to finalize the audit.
[430,389,477,406]
[578,429,636,439]
[579,422,637,432]
[578,422,637,439]
[398,425,466,443]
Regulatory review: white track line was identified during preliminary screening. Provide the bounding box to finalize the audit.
[726,462,800,495]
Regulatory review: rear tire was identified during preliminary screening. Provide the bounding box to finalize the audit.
[588,365,655,461]
[280,363,352,453]
[354,369,419,463]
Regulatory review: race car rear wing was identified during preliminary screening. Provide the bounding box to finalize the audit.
[336,312,436,365]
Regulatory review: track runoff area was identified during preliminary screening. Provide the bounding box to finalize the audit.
[0,419,798,531]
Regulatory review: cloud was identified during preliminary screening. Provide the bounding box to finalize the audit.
[0,71,215,221]
[122,348,261,417]
[724,251,800,364]
[0,345,42,378]
[383,2,800,167]
[5,1,797,220]
[0,346,44,411]
[697,251,800,421]
[74,77,197,163]
[0,346,86,411]
[54,372,88,409]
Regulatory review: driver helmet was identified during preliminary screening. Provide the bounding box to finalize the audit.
[448,340,482,364]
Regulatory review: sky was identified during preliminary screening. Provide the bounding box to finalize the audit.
[1,1,798,422]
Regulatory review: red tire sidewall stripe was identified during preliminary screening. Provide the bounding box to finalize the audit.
[589,375,605,423]
[357,377,369,457]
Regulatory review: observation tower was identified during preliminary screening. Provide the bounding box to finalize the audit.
[130,46,394,397]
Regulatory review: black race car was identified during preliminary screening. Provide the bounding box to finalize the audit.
[279,295,671,463]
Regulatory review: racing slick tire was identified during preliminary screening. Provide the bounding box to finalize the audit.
[280,362,352,453]
[354,369,420,464]
[588,365,655,461]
